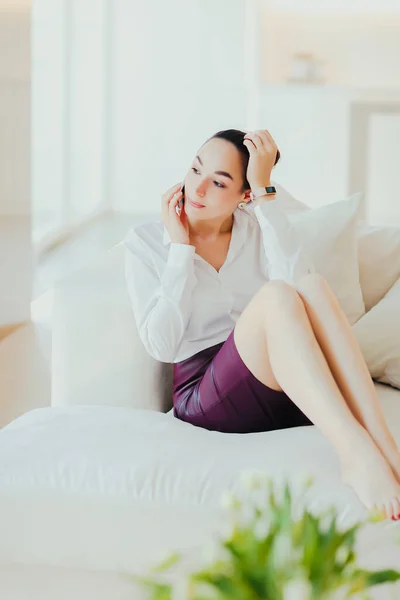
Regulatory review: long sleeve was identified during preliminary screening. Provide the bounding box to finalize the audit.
[253,196,316,284]
[124,231,198,363]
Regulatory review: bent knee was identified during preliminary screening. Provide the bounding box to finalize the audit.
[296,272,330,297]
[261,279,304,312]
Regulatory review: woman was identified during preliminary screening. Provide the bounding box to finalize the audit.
[124,128,400,520]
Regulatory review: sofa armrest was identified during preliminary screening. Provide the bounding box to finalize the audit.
[51,243,173,411]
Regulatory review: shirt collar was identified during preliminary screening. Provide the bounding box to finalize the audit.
[162,207,249,260]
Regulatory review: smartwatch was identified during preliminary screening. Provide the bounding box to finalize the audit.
[250,186,277,201]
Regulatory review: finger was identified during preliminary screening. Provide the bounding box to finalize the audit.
[164,190,182,211]
[173,195,183,217]
[169,191,182,212]
[243,139,255,154]
[162,188,180,219]
[253,132,265,150]
[163,182,183,202]
[259,130,280,164]
[262,129,278,149]
[257,130,275,152]
[170,190,182,204]
[243,132,262,151]
[243,136,257,153]
[171,181,183,193]
[162,185,181,203]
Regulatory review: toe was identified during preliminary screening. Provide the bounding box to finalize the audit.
[384,501,394,520]
[392,497,400,520]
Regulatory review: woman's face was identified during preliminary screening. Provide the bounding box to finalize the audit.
[183,138,249,219]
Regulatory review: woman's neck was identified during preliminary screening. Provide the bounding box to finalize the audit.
[188,214,234,241]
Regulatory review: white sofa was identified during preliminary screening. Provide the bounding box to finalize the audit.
[1,218,400,599]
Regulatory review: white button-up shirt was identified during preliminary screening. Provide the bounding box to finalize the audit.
[124,182,315,364]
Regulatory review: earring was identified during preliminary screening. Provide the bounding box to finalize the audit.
[238,201,247,210]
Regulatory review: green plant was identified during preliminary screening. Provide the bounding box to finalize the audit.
[130,472,400,599]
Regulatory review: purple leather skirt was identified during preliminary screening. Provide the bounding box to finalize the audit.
[172,328,313,434]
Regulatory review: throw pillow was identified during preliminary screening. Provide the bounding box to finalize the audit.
[353,277,400,390]
[356,224,400,312]
[288,193,365,325]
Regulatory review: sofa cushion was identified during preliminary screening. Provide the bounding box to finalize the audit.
[357,224,400,312]
[1,391,400,575]
[353,277,400,389]
[287,193,365,325]
[271,187,400,317]
[51,243,173,412]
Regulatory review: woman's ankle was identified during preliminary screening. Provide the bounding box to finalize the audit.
[335,423,380,465]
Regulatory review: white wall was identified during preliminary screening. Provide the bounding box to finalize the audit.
[261,13,400,88]
[31,0,66,237]
[109,0,400,219]
[259,85,400,224]
[259,85,351,207]
[255,0,400,223]
[31,0,249,220]
[109,0,248,214]
[31,0,400,226]
[0,4,32,326]
[266,0,400,13]
[32,0,110,244]
[0,7,30,216]
[367,114,400,226]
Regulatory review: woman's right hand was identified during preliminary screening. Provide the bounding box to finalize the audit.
[161,182,190,245]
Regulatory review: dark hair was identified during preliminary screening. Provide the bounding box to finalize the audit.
[202,129,281,192]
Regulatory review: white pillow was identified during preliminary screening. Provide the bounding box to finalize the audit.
[356,224,400,312]
[272,181,310,213]
[353,277,400,390]
[51,243,174,411]
[288,193,365,325]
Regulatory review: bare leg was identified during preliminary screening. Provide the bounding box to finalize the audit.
[295,274,400,484]
[234,279,400,519]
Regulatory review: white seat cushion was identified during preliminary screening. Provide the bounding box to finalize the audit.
[1,383,400,577]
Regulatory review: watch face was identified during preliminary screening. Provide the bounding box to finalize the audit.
[250,186,276,201]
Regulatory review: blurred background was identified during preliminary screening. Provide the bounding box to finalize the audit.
[1,0,400,425]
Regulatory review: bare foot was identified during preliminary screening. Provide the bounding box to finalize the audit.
[340,435,400,521]
[360,420,400,483]
[365,432,400,487]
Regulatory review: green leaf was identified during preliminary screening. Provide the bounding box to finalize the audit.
[132,476,400,600]
[151,551,182,573]
[191,571,249,599]
[359,568,400,587]
[130,577,173,600]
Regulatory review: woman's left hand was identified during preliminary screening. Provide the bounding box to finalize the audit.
[243,129,279,191]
